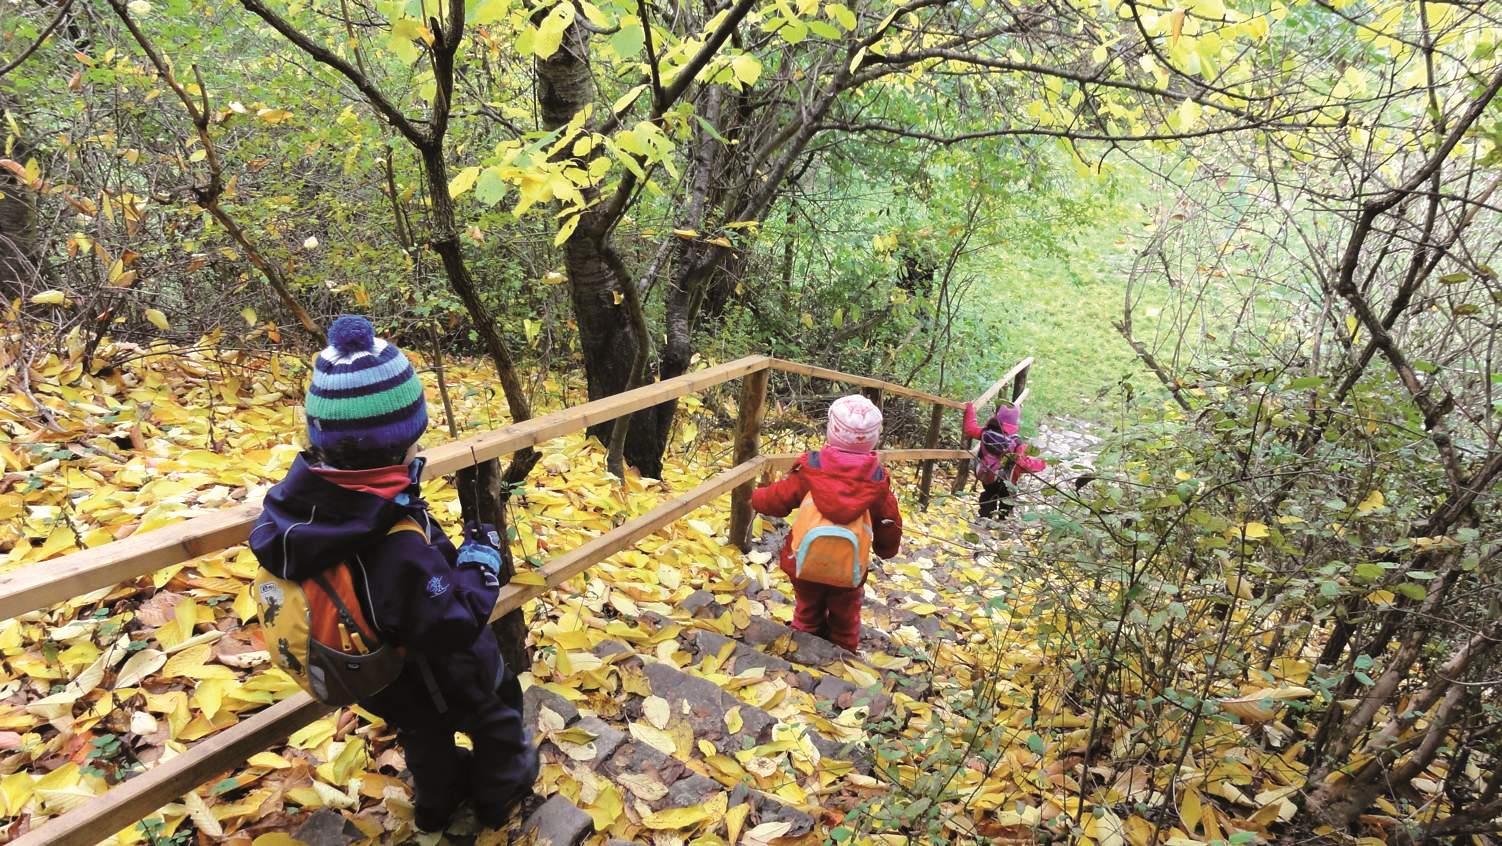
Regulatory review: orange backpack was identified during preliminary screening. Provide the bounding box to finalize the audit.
[253,518,423,706]
[787,452,880,588]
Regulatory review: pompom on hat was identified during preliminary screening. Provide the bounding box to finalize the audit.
[993,402,1021,435]
[826,395,883,453]
[304,316,428,457]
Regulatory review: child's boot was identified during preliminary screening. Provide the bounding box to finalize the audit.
[475,739,540,829]
[412,748,472,832]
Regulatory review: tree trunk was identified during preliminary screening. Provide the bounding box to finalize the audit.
[0,130,38,304]
[534,13,668,476]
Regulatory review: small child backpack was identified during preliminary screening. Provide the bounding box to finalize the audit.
[253,518,423,706]
[975,429,1021,485]
[787,451,880,588]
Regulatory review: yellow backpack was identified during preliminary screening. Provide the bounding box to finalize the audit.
[253,519,424,706]
[787,452,879,588]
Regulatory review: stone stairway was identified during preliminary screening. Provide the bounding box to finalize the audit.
[397,509,1004,846]
[499,567,973,846]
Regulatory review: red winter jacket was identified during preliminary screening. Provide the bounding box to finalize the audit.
[751,448,903,580]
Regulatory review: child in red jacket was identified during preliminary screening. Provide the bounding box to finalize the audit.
[963,400,1047,520]
[751,395,902,653]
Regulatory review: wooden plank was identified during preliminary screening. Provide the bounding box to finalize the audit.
[0,356,773,624]
[729,368,769,552]
[421,356,772,476]
[0,502,265,624]
[767,359,965,409]
[880,449,969,461]
[10,695,331,846]
[972,357,1034,411]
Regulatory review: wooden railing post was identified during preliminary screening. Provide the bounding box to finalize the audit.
[860,387,886,450]
[729,367,770,551]
[918,403,944,508]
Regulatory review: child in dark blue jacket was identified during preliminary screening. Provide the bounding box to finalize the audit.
[249,316,537,833]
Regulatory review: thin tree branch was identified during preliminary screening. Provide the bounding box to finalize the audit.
[0,0,74,79]
[238,0,429,147]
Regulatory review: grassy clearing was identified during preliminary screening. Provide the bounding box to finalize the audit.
[954,169,1173,426]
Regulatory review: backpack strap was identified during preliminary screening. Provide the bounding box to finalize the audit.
[387,517,426,540]
[416,656,449,714]
[807,450,822,469]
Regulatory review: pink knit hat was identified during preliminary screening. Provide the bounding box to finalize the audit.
[993,402,1021,434]
[826,395,882,453]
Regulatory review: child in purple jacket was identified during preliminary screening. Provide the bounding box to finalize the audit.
[250,317,537,833]
[962,400,1046,520]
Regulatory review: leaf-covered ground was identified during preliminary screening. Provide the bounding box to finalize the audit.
[0,330,1385,845]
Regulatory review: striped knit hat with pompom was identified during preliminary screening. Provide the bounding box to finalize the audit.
[304,316,428,457]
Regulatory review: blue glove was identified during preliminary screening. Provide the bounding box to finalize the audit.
[457,540,503,576]
[466,521,503,550]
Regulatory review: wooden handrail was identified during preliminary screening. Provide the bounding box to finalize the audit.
[767,359,967,409]
[0,356,970,624]
[12,448,969,846]
[972,356,1034,412]
[421,356,774,477]
[7,697,331,846]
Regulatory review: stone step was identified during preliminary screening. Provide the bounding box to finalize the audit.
[602,639,869,772]
[670,588,931,702]
[523,679,817,839]
[680,626,892,720]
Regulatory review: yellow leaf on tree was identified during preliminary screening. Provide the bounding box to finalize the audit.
[1356,490,1385,513]
[1241,522,1268,539]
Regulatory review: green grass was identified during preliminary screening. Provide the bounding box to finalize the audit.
[955,169,1174,426]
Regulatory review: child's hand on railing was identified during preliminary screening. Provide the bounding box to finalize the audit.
[458,521,504,583]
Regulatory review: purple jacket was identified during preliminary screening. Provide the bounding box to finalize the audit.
[963,403,1046,483]
[249,453,502,725]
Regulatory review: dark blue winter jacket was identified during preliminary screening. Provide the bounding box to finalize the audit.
[248,452,503,726]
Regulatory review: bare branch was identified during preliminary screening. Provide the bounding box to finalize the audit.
[0,0,74,80]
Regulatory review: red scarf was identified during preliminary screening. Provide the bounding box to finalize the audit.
[310,463,413,499]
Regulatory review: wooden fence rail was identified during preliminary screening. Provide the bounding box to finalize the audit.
[2,355,1025,846]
